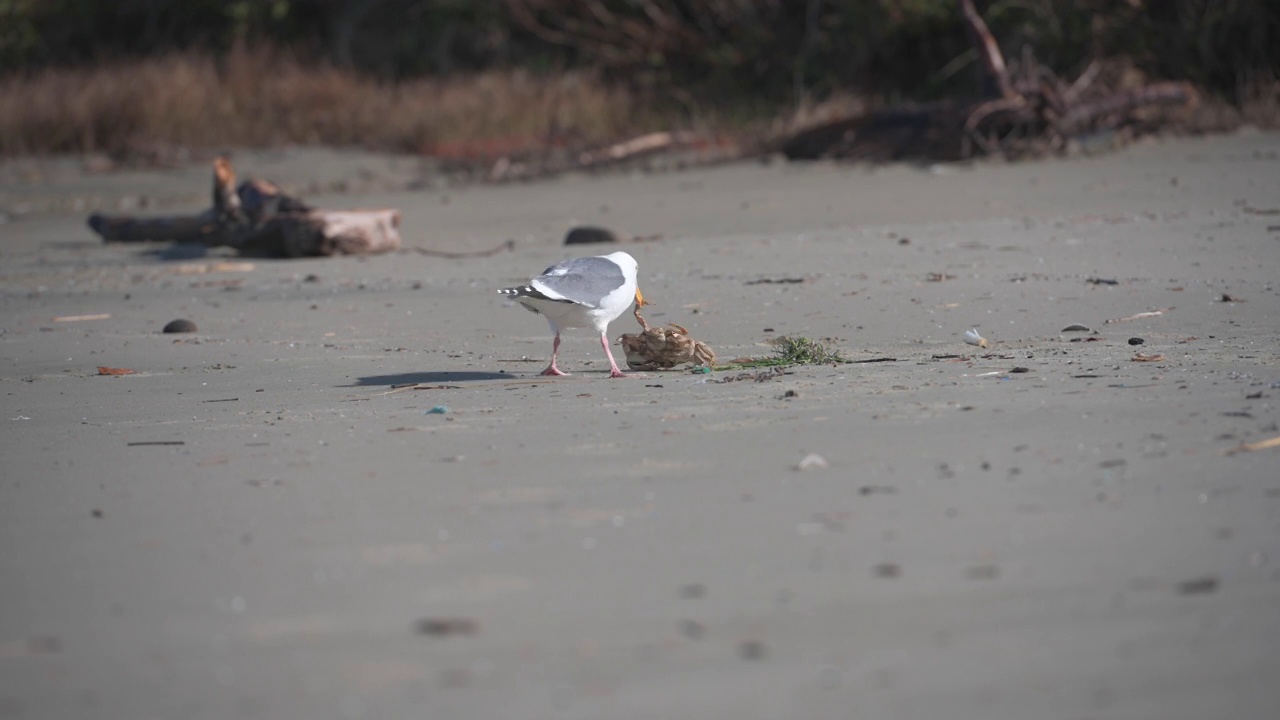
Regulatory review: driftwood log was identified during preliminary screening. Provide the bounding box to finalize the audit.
[778,0,1195,162]
[483,130,717,184]
[87,157,402,257]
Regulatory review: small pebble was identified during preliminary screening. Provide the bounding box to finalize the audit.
[873,563,902,578]
[163,319,197,334]
[678,620,706,640]
[1177,577,1219,596]
[858,485,896,496]
[965,564,1001,580]
[680,583,706,599]
[415,618,480,636]
[737,640,767,660]
[1128,337,1145,346]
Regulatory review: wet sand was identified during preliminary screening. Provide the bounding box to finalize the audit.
[2,131,1279,719]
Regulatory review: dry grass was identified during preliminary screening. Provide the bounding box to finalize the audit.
[1,43,1271,163]
[0,45,656,159]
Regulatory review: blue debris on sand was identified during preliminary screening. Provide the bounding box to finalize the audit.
[425,406,448,415]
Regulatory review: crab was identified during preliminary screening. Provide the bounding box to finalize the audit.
[616,289,716,371]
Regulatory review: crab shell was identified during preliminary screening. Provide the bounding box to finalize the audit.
[617,322,716,370]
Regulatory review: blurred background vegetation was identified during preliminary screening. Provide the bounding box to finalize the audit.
[1,0,1276,156]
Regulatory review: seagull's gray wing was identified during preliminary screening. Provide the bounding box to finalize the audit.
[532,256,626,307]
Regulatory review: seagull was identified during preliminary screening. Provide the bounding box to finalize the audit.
[498,251,643,378]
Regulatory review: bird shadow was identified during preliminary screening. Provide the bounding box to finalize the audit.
[351,371,512,387]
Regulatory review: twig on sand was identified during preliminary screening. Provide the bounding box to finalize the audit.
[171,261,256,275]
[1222,435,1280,456]
[405,239,515,259]
[1105,307,1173,324]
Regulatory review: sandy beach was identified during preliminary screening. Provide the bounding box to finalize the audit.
[2,131,1278,719]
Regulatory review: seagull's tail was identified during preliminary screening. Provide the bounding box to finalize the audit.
[499,285,564,304]
[498,285,548,315]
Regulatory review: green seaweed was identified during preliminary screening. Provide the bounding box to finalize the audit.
[773,336,846,365]
[703,336,847,372]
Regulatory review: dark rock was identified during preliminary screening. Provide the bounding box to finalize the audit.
[564,226,622,245]
[163,319,197,334]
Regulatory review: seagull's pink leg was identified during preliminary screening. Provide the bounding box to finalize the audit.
[600,332,634,378]
[541,333,569,376]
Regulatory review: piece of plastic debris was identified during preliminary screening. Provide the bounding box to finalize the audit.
[425,406,448,414]
[97,366,135,376]
[963,328,989,348]
[796,453,829,471]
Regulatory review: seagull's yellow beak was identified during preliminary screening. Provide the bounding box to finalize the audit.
[634,288,649,307]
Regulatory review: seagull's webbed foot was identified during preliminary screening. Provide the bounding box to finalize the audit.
[540,332,569,376]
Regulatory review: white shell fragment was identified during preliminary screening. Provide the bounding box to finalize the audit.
[796,453,829,471]
[963,328,989,348]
